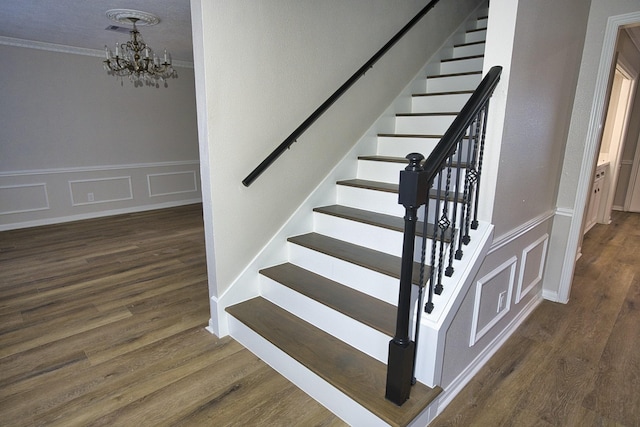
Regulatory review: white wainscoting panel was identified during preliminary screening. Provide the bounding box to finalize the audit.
[0,161,201,230]
[469,256,517,346]
[147,171,198,197]
[0,183,50,215]
[69,176,133,206]
[516,233,549,304]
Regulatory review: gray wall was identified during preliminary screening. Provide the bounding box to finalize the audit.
[546,0,640,302]
[0,44,200,229]
[490,0,590,237]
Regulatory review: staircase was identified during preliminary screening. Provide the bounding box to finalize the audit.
[226,7,490,427]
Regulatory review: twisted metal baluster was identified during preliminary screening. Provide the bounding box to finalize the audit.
[421,189,434,314]
[462,115,481,245]
[413,194,431,380]
[428,174,442,308]
[435,157,452,295]
[472,103,490,230]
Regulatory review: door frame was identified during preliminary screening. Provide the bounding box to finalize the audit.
[557,11,640,304]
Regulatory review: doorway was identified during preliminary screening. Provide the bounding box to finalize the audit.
[596,61,637,224]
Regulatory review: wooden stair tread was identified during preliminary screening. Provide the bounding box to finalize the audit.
[396,112,459,117]
[313,204,454,242]
[337,179,465,203]
[441,54,484,63]
[427,71,482,79]
[412,90,474,97]
[453,40,485,48]
[378,133,444,138]
[377,133,472,141]
[260,262,396,336]
[226,297,442,427]
[287,232,424,285]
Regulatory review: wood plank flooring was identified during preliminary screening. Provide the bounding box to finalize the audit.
[3,205,639,426]
[431,211,640,426]
[0,205,344,427]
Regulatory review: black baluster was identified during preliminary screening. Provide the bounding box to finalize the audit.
[472,104,490,230]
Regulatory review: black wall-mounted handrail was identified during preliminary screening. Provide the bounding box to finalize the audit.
[242,0,442,187]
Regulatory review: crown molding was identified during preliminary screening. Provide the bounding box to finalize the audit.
[0,36,193,69]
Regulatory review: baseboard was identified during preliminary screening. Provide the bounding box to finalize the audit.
[0,198,202,231]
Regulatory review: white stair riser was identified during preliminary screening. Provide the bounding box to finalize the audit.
[376,136,440,157]
[476,17,488,29]
[439,56,484,75]
[453,42,485,58]
[337,183,470,223]
[357,159,468,186]
[427,73,481,92]
[337,185,404,217]
[313,212,441,260]
[412,92,472,113]
[465,29,486,44]
[228,317,388,427]
[288,243,399,304]
[261,276,390,363]
[395,115,456,135]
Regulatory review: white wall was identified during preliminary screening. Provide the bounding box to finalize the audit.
[546,0,640,302]
[191,0,484,298]
[0,44,201,229]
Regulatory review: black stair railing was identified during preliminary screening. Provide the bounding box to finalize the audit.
[242,0,442,187]
[386,65,502,406]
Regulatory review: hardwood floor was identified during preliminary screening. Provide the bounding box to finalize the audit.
[432,211,640,426]
[2,206,639,426]
[0,205,344,426]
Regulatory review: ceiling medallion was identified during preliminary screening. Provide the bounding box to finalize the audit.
[105,9,160,26]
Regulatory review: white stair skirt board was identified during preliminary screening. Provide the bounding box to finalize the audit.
[261,276,390,363]
[228,315,389,427]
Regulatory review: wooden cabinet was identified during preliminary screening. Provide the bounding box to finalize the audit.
[585,165,607,233]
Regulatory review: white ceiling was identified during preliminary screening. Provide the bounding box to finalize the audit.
[0,0,193,63]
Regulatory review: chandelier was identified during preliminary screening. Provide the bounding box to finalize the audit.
[103,9,177,87]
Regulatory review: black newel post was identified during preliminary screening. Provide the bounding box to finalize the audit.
[386,153,428,406]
